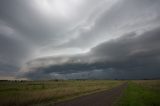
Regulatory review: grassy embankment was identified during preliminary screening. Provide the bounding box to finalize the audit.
[0,80,124,106]
[117,80,160,106]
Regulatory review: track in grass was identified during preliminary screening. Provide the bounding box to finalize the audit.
[0,80,123,106]
[54,83,128,106]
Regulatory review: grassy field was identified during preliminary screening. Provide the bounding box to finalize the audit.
[117,80,160,106]
[0,80,123,106]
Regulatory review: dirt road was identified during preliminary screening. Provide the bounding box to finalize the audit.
[54,83,128,106]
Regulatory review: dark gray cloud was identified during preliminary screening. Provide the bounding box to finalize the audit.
[0,0,160,80]
[23,27,160,80]
[0,31,31,79]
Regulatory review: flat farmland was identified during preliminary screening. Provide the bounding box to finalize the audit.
[1,80,159,106]
[0,80,124,106]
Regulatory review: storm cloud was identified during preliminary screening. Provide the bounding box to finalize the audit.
[0,0,160,80]
[23,27,160,80]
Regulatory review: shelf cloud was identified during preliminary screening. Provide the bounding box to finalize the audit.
[0,0,160,80]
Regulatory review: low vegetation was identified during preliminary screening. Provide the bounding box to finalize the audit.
[0,80,123,106]
[117,80,160,106]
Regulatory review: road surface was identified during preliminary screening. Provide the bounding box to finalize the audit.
[54,83,128,106]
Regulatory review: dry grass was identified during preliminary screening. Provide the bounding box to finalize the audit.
[133,80,160,90]
[0,80,124,106]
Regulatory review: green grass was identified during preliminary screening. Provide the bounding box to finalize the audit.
[0,80,123,106]
[117,80,160,106]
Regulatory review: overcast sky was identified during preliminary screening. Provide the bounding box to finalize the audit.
[0,0,160,80]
